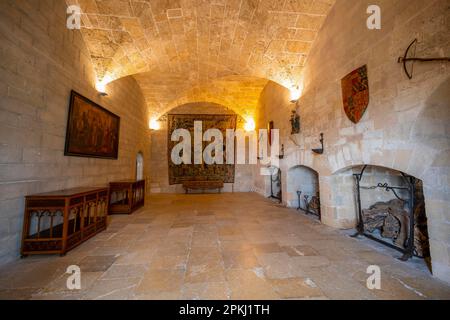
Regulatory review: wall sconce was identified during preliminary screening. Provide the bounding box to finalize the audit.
[278,144,285,159]
[96,75,112,96]
[312,133,324,155]
[244,118,255,132]
[290,85,301,103]
[149,118,161,130]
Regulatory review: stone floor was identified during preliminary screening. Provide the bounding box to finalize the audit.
[0,193,449,300]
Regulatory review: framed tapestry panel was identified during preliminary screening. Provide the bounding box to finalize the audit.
[167,114,237,185]
[64,91,120,159]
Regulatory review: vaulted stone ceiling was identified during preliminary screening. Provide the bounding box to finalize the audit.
[69,0,335,117]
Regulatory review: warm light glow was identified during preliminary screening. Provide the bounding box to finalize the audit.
[149,118,161,130]
[96,75,113,94]
[244,118,256,132]
[290,85,302,102]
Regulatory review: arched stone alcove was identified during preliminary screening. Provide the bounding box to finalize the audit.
[286,165,320,217]
[330,164,431,269]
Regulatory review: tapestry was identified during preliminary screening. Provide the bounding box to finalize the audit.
[341,65,370,124]
[167,114,237,185]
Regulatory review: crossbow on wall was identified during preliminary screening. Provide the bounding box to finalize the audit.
[398,39,450,79]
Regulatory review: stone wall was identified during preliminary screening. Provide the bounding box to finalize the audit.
[255,0,450,283]
[149,102,253,193]
[0,0,150,265]
[253,81,292,196]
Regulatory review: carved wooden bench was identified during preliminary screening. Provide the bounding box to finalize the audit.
[182,180,224,194]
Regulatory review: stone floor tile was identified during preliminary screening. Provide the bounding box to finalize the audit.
[113,249,155,265]
[222,249,260,270]
[268,277,325,299]
[83,277,141,300]
[135,269,184,294]
[256,252,296,279]
[226,269,280,300]
[281,245,318,257]
[185,263,226,284]
[100,264,147,280]
[182,281,230,300]
[0,193,449,300]
[252,243,283,256]
[79,255,117,272]
[149,255,188,271]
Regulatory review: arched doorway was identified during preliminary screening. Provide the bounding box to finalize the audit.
[136,152,144,181]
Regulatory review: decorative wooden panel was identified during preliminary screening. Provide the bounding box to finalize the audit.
[21,187,109,256]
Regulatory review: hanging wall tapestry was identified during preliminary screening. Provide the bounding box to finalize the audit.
[167,114,237,185]
[65,91,120,159]
[341,65,369,124]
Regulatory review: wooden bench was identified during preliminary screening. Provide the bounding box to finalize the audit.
[182,180,224,194]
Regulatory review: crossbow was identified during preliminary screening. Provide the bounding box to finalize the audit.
[398,39,450,79]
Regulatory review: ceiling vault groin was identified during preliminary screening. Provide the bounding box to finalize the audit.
[67,0,335,117]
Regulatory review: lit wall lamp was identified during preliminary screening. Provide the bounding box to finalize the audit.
[96,75,112,96]
[290,85,301,103]
[149,118,161,131]
[244,118,256,132]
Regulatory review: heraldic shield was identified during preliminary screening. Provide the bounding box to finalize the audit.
[341,65,369,124]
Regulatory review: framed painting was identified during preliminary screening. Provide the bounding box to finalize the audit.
[64,90,120,159]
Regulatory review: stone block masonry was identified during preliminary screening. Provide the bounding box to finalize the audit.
[0,0,150,266]
[255,0,450,283]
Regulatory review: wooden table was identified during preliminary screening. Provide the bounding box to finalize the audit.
[21,187,109,257]
[108,180,145,215]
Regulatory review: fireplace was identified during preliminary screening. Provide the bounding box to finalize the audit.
[351,165,431,267]
[287,166,320,219]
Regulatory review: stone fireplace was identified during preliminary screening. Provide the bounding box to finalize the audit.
[350,165,431,269]
[286,165,320,219]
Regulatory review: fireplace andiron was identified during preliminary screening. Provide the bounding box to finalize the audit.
[351,165,416,261]
[296,190,321,219]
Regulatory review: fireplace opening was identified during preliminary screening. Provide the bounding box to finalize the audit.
[287,165,321,220]
[351,165,431,271]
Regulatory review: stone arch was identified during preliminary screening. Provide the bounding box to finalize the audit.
[327,163,431,228]
[103,72,288,125]
[136,75,272,120]
[329,164,431,268]
[286,165,320,213]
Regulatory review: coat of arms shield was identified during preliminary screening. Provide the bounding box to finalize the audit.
[341,65,369,124]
